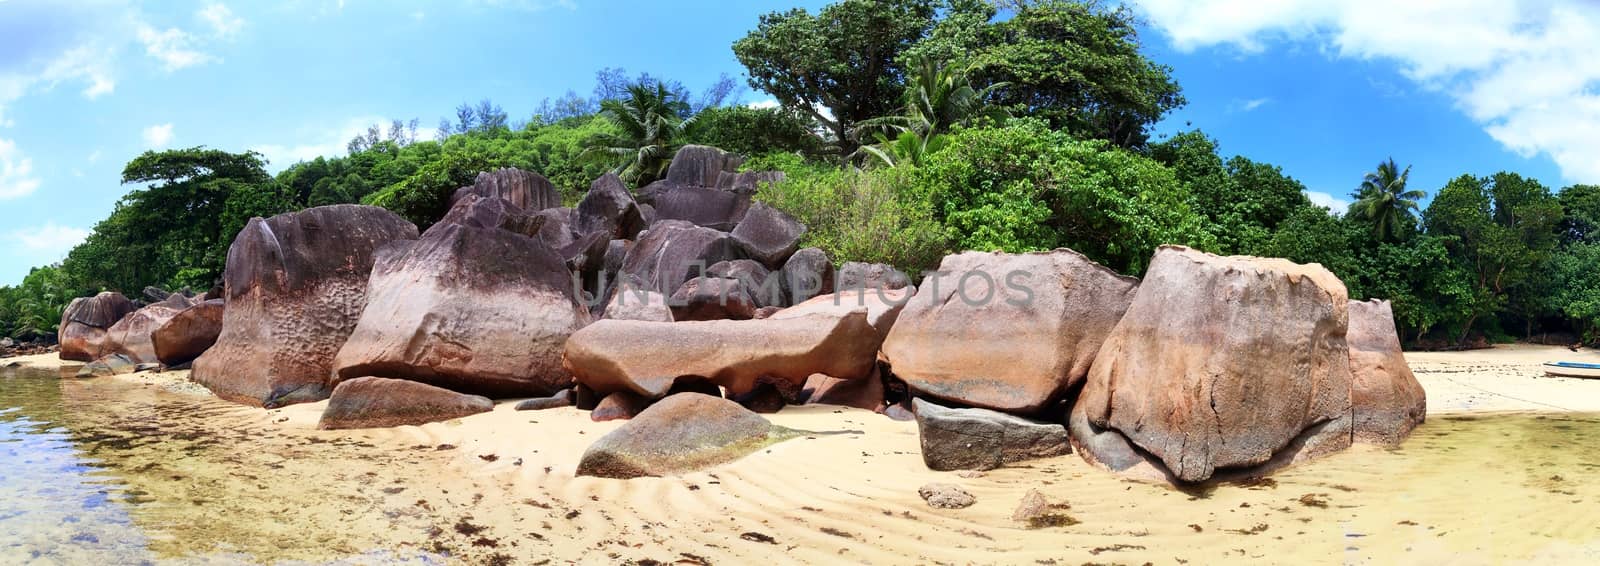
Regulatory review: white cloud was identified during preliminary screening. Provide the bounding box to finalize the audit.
[250,115,386,170]
[142,123,174,148]
[747,99,780,110]
[0,138,41,200]
[10,223,90,260]
[1304,190,1349,214]
[1132,0,1600,183]
[86,149,101,164]
[137,24,217,71]
[1232,97,1271,112]
[198,3,244,39]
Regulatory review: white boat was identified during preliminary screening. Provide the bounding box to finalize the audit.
[1543,361,1600,379]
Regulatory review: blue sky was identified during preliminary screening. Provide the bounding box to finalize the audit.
[2,0,1596,285]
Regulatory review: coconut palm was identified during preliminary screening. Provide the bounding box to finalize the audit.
[854,55,1006,168]
[1349,158,1425,241]
[581,81,693,186]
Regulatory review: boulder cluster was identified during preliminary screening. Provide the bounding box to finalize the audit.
[58,147,1426,485]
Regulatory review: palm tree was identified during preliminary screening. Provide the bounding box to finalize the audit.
[581,81,693,186]
[1349,158,1425,241]
[853,55,1006,168]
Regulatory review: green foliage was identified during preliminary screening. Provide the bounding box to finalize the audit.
[754,156,950,272]
[0,266,80,340]
[734,0,940,154]
[965,0,1185,147]
[581,81,694,186]
[915,120,1214,274]
[685,106,819,157]
[1150,130,1311,254]
[1349,158,1424,242]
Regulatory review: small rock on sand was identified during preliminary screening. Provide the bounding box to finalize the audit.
[918,483,975,509]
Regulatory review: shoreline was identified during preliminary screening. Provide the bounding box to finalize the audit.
[5,344,1600,563]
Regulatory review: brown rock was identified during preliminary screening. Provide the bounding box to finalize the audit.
[913,398,1071,471]
[778,247,835,307]
[1079,246,1354,483]
[332,196,590,398]
[318,376,494,430]
[1348,299,1426,446]
[564,311,881,400]
[730,203,805,268]
[104,294,195,363]
[917,483,975,509]
[591,390,653,421]
[57,292,137,362]
[192,205,419,408]
[670,276,757,321]
[515,391,574,411]
[802,370,885,412]
[665,145,742,188]
[751,306,782,319]
[617,220,741,295]
[882,249,1138,414]
[451,167,561,212]
[706,259,781,307]
[576,393,795,478]
[575,173,645,240]
[652,185,752,232]
[153,299,225,365]
[601,289,674,322]
[773,288,910,344]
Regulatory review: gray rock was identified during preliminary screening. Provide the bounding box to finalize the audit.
[706,260,780,308]
[602,289,674,322]
[576,393,796,478]
[516,390,574,411]
[836,262,911,291]
[76,353,138,377]
[670,276,756,321]
[576,173,645,240]
[918,483,976,509]
[666,145,743,188]
[913,398,1070,471]
[318,376,494,430]
[779,247,835,306]
[731,202,805,268]
[652,185,752,232]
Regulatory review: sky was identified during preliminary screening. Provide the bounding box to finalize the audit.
[1,0,1596,285]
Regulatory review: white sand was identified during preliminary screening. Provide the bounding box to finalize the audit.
[5,345,1600,564]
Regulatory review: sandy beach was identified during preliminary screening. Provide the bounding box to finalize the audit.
[5,344,1600,564]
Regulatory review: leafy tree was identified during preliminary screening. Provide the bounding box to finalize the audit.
[581,81,693,186]
[1151,130,1309,255]
[685,105,819,157]
[915,120,1214,274]
[1556,183,1600,244]
[855,54,1006,168]
[1349,158,1424,241]
[965,0,1184,147]
[734,0,940,155]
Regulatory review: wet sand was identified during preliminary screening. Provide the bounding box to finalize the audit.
[4,345,1600,564]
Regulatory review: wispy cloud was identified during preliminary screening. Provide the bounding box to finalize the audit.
[250,115,386,170]
[0,138,42,200]
[198,3,245,39]
[9,222,90,260]
[1132,0,1600,183]
[137,25,217,71]
[142,123,174,148]
[1230,97,1272,112]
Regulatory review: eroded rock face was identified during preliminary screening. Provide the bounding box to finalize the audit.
[58,292,137,362]
[153,299,224,365]
[601,289,674,322]
[617,220,740,296]
[332,196,589,398]
[773,288,910,344]
[1078,246,1354,483]
[575,173,645,241]
[665,145,743,188]
[731,202,805,268]
[913,398,1071,471]
[104,294,196,363]
[837,262,911,291]
[1348,299,1426,446]
[651,186,752,232]
[564,311,881,400]
[318,376,494,430]
[882,249,1138,414]
[451,168,561,212]
[576,393,794,479]
[192,205,419,408]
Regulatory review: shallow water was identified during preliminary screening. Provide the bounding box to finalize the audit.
[3,363,1600,564]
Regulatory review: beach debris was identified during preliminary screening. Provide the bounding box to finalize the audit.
[1348,299,1427,446]
[318,376,493,430]
[57,291,137,362]
[563,310,880,402]
[883,248,1139,414]
[1077,246,1355,483]
[914,398,1070,471]
[104,293,195,364]
[515,389,574,411]
[1011,489,1077,528]
[918,483,976,509]
[332,192,589,399]
[192,204,418,408]
[153,299,224,365]
[576,393,800,478]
